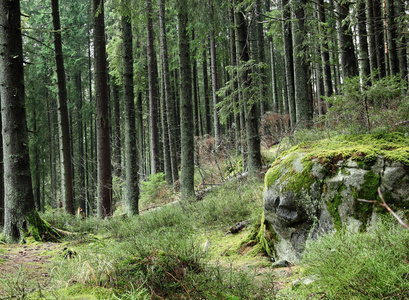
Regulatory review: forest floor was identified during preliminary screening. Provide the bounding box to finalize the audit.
[0,227,301,298]
[0,242,63,297]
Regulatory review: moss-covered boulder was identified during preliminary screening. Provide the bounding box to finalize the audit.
[264,133,409,262]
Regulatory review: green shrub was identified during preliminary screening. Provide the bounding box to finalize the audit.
[140,172,171,208]
[296,216,409,299]
[324,74,408,134]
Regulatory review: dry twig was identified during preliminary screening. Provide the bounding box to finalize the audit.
[358,187,409,230]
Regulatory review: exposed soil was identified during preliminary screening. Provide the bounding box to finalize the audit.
[0,242,63,297]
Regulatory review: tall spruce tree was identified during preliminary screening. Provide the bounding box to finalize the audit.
[93,0,112,217]
[51,0,75,214]
[177,0,195,199]
[0,0,36,242]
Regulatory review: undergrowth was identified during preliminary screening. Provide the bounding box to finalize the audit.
[288,216,409,299]
[45,177,272,299]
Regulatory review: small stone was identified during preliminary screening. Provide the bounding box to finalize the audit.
[272,260,289,268]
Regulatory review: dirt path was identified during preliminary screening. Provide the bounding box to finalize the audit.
[0,242,62,297]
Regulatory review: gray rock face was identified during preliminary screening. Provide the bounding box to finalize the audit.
[264,152,409,262]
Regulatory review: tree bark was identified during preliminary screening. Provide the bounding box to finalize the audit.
[209,0,220,146]
[177,0,195,199]
[282,0,296,127]
[112,83,121,178]
[202,49,212,135]
[159,0,178,184]
[235,1,262,174]
[317,0,333,98]
[292,0,313,127]
[51,0,75,214]
[122,14,139,216]
[93,0,112,217]
[396,0,407,87]
[386,0,398,75]
[373,0,386,78]
[147,0,160,174]
[75,72,86,213]
[357,0,371,78]
[0,0,36,242]
[336,1,359,79]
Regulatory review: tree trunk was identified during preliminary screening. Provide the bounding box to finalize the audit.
[0,95,3,227]
[47,93,58,208]
[396,0,407,87]
[293,0,313,127]
[75,72,86,213]
[366,0,378,75]
[229,4,241,153]
[192,31,200,137]
[160,66,172,183]
[112,83,121,177]
[51,0,75,214]
[336,1,359,79]
[317,0,333,98]
[373,0,386,78]
[357,0,371,78]
[282,0,296,127]
[93,0,112,217]
[209,0,220,147]
[255,0,266,116]
[147,0,160,174]
[159,0,178,184]
[177,0,195,199]
[202,49,212,136]
[386,0,398,75]
[0,0,36,242]
[122,15,139,216]
[235,1,262,174]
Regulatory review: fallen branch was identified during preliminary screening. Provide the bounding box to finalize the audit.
[358,187,409,230]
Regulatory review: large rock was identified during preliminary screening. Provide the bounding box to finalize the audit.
[263,133,409,262]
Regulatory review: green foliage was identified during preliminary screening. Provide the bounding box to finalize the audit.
[217,60,267,124]
[47,177,267,299]
[324,74,408,134]
[139,172,169,208]
[296,217,409,299]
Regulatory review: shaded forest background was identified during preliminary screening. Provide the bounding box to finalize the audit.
[1,0,408,226]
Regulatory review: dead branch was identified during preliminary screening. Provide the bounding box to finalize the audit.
[358,187,409,230]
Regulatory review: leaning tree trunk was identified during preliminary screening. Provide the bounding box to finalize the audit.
[51,0,75,215]
[93,0,112,217]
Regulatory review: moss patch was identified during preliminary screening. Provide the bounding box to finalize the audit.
[25,210,62,242]
[265,152,317,195]
[327,184,345,230]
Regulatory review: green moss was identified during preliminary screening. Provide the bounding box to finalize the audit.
[243,213,277,258]
[265,152,317,195]
[351,171,380,230]
[327,184,345,230]
[25,210,62,242]
[301,133,409,167]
